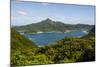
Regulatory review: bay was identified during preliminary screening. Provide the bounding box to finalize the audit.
[23,31,87,46]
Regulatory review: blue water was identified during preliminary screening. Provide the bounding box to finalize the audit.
[24,31,87,46]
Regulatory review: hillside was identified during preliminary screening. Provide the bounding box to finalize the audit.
[89,26,95,36]
[11,28,38,66]
[13,18,93,33]
[82,26,95,38]
[11,28,37,49]
[11,28,95,66]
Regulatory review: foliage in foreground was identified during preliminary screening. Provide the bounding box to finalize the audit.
[11,28,95,66]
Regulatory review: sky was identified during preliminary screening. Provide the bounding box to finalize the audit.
[11,0,95,26]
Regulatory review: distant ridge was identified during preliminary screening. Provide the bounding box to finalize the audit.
[13,18,94,33]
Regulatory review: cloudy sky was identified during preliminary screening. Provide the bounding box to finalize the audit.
[11,0,95,26]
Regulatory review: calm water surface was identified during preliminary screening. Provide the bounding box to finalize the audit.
[24,31,87,46]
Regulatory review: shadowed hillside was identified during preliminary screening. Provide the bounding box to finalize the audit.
[82,26,95,38]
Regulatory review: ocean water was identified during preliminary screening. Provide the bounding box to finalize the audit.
[24,31,87,46]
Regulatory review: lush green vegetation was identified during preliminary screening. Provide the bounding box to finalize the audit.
[11,28,38,66]
[13,18,93,33]
[11,27,95,66]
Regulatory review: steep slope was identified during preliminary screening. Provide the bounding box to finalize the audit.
[89,26,95,36]
[82,26,95,38]
[11,28,37,49]
[11,28,38,66]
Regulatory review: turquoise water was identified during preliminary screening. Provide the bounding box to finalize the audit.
[24,31,87,46]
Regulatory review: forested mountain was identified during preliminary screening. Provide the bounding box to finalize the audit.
[13,18,93,33]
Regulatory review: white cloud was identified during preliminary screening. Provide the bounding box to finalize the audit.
[17,10,27,15]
